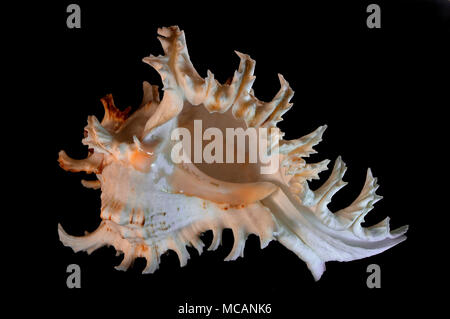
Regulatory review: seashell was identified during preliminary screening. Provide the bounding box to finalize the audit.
[58,25,407,280]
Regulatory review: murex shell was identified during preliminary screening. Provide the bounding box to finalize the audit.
[58,25,407,280]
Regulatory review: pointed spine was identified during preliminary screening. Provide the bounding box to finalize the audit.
[100,94,131,132]
[143,26,297,131]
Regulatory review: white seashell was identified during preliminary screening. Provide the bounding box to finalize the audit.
[58,25,407,280]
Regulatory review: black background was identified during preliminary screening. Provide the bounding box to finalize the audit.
[31,0,449,316]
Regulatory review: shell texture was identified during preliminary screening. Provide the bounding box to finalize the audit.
[58,26,407,280]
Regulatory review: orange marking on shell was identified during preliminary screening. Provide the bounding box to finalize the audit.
[137,208,145,226]
[129,208,135,224]
[106,200,124,223]
[101,94,132,126]
[137,244,148,255]
[129,149,153,173]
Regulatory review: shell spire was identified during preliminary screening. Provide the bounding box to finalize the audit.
[142,26,295,131]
